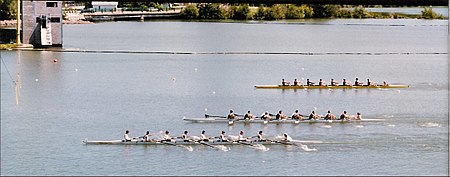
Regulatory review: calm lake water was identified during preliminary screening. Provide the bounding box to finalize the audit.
[1,18,448,175]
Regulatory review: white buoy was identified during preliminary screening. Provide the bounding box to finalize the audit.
[204,108,208,112]
[75,68,78,72]
[212,91,216,94]
[35,79,39,82]
[194,68,198,72]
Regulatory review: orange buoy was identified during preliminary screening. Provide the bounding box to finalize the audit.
[53,59,58,63]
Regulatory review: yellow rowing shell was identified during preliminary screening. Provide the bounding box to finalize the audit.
[254,85,409,89]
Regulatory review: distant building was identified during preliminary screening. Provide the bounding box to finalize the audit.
[22,1,63,47]
[92,1,118,12]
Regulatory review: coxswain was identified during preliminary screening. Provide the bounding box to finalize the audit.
[143,131,154,142]
[261,111,271,121]
[293,78,298,86]
[227,110,238,120]
[162,130,172,142]
[324,110,336,120]
[238,130,248,142]
[257,131,267,142]
[355,112,362,120]
[291,110,302,120]
[340,111,350,120]
[309,111,320,120]
[123,130,132,142]
[330,78,338,86]
[200,130,209,141]
[354,78,363,86]
[219,131,228,142]
[318,79,324,86]
[182,130,191,142]
[244,110,254,120]
[276,110,288,120]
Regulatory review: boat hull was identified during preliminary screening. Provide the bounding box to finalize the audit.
[254,85,409,89]
[83,140,322,145]
[183,117,385,123]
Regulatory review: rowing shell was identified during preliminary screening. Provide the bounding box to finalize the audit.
[254,85,409,89]
[183,117,385,124]
[82,140,322,145]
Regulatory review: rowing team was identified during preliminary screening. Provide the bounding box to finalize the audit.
[281,78,389,87]
[123,130,292,143]
[227,110,362,121]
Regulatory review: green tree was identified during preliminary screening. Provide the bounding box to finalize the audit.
[231,4,250,20]
[255,4,267,20]
[421,7,444,19]
[299,5,314,18]
[353,5,371,18]
[267,4,286,20]
[181,4,199,19]
[198,3,226,19]
[286,5,304,19]
[0,0,17,20]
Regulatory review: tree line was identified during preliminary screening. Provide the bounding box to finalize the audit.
[180,4,446,20]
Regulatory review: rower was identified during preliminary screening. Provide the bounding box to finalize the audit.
[162,130,172,142]
[227,110,238,120]
[200,130,209,142]
[342,78,350,86]
[244,110,254,120]
[238,130,249,142]
[324,110,336,120]
[219,131,228,142]
[367,79,375,86]
[281,78,290,86]
[143,131,154,142]
[257,131,267,142]
[306,79,314,86]
[182,130,191,142]
[276,110,287,120]
[354,78,363,86]
[340,111,350,120]
[293,78,298,86]
[355,112,362,120]
[291,110,303,120]
[309,111,320,120]
[330,78,338,86]
[282,133,293,142]
[123,130,132,142]
[382,81,389,86]
[318,79,324,86]
[260,111,271,121]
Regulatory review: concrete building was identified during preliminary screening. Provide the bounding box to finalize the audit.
[22,1,63,47]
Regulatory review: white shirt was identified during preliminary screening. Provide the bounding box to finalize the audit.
[238,134,246,141]
[201,133,208,140]
[124,133,131,141]
[163,134,171,140]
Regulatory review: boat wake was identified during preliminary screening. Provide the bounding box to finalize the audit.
[354,125,364,128]
[213,145,230,152]
[300,144,317,152]
[181,145,194,152]
[249,144,270,151]
[321,125,332,128]
[418,122,442,128]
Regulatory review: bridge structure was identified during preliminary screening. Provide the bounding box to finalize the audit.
[15,0,449,48]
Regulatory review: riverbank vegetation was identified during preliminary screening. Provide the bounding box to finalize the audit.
[180,4,446,20]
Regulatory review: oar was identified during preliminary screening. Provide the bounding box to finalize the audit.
[199,141,229,151]
[161,141,194,151]
[237,141,269,151]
